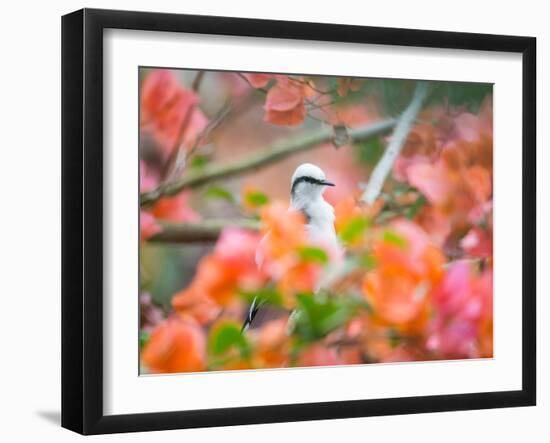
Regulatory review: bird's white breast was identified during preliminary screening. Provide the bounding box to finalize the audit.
[293,198,341,255]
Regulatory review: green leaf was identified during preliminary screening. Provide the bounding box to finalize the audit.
[139,330,150,349]
[388,328,402,348]
[404,195,426,219]
[293,293,356,342]
[339,217,370,244]
[205,186,235,203]
[208,322,251,358]
[426,81,492,112]
[239,287,283,307]
[358,253,378,270]
[382,229,407,248]
[189,154,210,169]
[297,246,329,264]
[244,191,270,207]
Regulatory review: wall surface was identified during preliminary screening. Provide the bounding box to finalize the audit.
[0,0,546,441]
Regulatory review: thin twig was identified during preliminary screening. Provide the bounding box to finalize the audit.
[141,119,397,206]
[161,71,206,181]
[187,99,233,157]
[191,71,205,92]
[287,76,334,95]
[305,98,338,111]
[361,82,429,204]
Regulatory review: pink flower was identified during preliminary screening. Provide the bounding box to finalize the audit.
[140,211,161,242]
[406,162,451,206]
[215,228,261,267]
[140,160,158,193]
[214,228,266,290]
[461,227,492,259]
[427,261,493,358]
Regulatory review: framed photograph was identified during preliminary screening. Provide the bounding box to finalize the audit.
[61,8,536,435]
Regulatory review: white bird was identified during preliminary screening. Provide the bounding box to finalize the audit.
[242,163,341,332]
[289,163,340,253]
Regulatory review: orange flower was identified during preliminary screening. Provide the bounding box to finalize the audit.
[333,196,381,249]
[259,202,307,262]
[142,318,206,373]
[363,268,431,333]
[221,360,254,371]
[172,228,264,311]
[362,220,444,333]
[172,286,221,325]
[277,261,321,308]
[253,318,290,368]
[334,196,364,234]
[257,202,327,307]
[192,255,240,306]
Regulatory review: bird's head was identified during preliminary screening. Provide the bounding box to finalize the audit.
[290,163,335,204]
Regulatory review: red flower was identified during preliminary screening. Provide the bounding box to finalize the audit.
[140,69,208,154]
[151,192,200,223]
[264,80,306,126]
[297,344,343,367]
[242,73,272,88]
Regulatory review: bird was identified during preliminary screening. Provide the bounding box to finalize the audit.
[242,163,341,332]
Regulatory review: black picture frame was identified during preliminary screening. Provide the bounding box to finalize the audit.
[61,8,537,435]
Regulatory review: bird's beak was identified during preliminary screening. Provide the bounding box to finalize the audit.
[321,180,335,187]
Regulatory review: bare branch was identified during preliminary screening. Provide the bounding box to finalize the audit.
[360,82,429,204]
[141,119,397,206]
[149,219,261,243]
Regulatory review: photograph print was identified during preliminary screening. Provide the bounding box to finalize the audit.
[138,68,493,375]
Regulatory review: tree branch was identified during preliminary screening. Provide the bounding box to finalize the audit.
[149,219,261,243]
[141,118,397,206]
[361,82,429,204]
[191,71,206,92]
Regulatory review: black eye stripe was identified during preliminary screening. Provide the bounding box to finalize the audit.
[291,176,325,194]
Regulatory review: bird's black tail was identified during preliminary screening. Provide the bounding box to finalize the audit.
[241,296,263,333]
